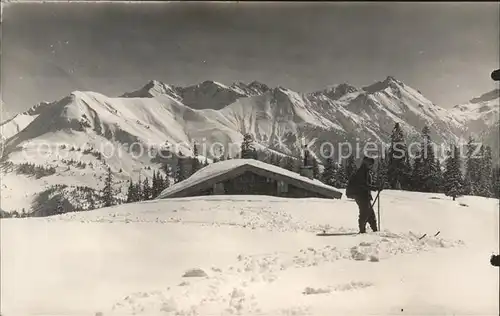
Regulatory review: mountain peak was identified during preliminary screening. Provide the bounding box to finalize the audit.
[196,80,230,90]
[384,76,400,84]
[273,86,298,96]
[177,80,247,110]
[248,80,270,90]
[145,79,167,89]
[20,101,52,116]
[315,83,359,100]
[69,90,85,99]
[362,76,404,94]
[229,80,270,96]
[121,80,181,99]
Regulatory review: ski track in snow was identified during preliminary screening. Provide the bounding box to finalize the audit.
[107,230,462,316]
[52,201,466,316]
[4,192,496,316]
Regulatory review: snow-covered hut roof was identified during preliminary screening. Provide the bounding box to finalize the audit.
[156,159,342,199]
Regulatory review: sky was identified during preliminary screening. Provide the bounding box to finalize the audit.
[1,1,499,118]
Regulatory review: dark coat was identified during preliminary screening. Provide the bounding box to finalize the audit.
[352,165,378,200]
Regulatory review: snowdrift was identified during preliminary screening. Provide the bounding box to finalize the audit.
[1,190,498,316]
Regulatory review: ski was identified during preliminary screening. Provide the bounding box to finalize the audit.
[419,231,441,239]
[318,230,441,238]
[411,231,441,240]
[317,230,359,236]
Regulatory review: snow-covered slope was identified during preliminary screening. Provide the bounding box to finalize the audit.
[202,86,347,156]
[121,80,183,101]
[230,81,271,96]
[1,191,498,315]
[0,90,243,213]
[122,79,270,111]
[451,89,499,135]
[176,80,249,110]
[450,88,499,160]
[202,77,465,158]
[309,76,463,144]
[0,101,52,140]
[0,77,495,214]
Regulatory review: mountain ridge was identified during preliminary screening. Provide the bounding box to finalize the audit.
[1,76,497,214]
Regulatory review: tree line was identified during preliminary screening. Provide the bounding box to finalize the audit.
[238,124,499,200]
[6,124,497,218]
[16,162,57,179]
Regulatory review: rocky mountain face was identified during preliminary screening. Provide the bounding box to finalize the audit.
[1,101,53,141]
[0,76,496,214]
[449,88,499,158]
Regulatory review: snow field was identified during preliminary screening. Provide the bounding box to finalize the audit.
[1,191,498,315]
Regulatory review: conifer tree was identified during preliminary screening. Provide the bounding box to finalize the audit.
[303,147,311,167]
[387,123,407,189]
[174,152,186,183]
[443,145,463,200]
[335,161,348,188]
[190,157,201,175]
[401,155,413,190]
[102,167,113,207]
[155,171,163,197]
[435,158,444,193]
[174,160,183,184]
[193,142,199,157]
[142,177,152,200]
[413,126,439,192]
[492,166,500,199]
[344,155,357,179]
[151,171,158,197]
[375,155,390,189]
[159,171,170,192]
[312,156,320,179]
[156,171,164,197]
[321,157,336,186]
[88,190,96,210]
[135,177,143,201]
[126,180,135,203]
[56,196,65,214]
[464,136,481,195]
[241,133,258,159]
[162,161,171,184]
[191,143,202,174]
[423,126,439,192]
[411,156,422,191]
[478,145,493,197]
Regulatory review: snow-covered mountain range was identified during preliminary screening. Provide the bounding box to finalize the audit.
[0,77,498,213]
[450,88,499,147]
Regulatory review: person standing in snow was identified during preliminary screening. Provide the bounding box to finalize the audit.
[346,156,382,233]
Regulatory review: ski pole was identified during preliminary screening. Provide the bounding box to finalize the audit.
[371,190,380,208]
[377,189,381,231]
[369,189,381,230]
[377,145,382,231]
